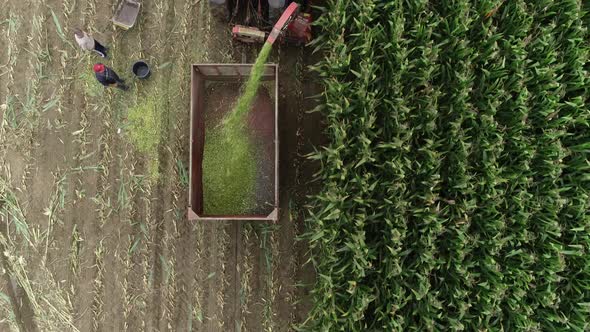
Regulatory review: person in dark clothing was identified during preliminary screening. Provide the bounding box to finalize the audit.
[93,63,128,90]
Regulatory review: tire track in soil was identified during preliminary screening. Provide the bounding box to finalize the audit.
[160,198,178,332]
[87,0,124,330]
[238,224,254,332]
[172,209,195,332]
[169,135,194,332]
[3,0,33,127]
[169,108,193,331]
[0,5,11,110]
[222,221,241,331]
[290,48,324,326]
[145,0,181,328]
[71,113,103,332]
[189,223,206,331]
[273,44,305,332]
[199,224,218,332]
[201,221,232,332]
[87,94,118,332]
[124,178,151,332]
[0,2,18,158]
[70,0,107,330]
[273,42,321,330]
[120,0,159,328]
[243,225,265,332]
[40,0,96,313]
[95,0,147,327]
[99,158,134,332]
[275,209,299,332]
[0,2,29,221]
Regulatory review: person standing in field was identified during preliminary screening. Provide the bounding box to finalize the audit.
[74,29,108,58]
[93,63,129,91]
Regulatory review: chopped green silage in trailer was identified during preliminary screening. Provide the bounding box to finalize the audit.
[189,63,279,221]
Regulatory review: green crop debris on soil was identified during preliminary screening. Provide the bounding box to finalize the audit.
[127,96,161,180]
[202,42,273,214]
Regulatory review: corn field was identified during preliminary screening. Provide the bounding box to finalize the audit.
[303,0,590,331]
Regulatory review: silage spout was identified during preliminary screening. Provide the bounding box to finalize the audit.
[266,2,300,45]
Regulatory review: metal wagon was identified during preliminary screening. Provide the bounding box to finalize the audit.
[189,64,279,221]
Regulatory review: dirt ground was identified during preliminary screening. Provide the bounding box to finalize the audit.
[0,0,322,331]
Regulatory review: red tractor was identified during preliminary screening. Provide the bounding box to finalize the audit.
[210,0,313,46]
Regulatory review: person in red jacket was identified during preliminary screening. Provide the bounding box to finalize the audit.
[93,63,128,91]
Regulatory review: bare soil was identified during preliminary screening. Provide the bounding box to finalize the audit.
[0,0,320,331]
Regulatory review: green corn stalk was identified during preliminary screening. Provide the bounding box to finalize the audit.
[301,0,590,330]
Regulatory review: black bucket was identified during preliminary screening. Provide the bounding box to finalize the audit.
[132,60,150,79]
